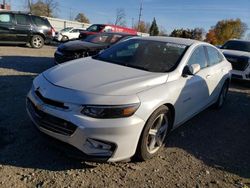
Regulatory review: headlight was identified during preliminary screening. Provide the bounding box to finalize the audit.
[81,103,140,119]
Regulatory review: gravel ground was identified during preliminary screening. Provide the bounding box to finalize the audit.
[0,45,250,188]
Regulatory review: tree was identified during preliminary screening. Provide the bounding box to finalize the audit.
[30,0,58,17]
[114,8,126,26]
[149,17,159,36]
[75,13,90,23]
[133,21,150,33]
[191,28,205,41]
[170,28,204,40]
[205,29,218,44]
[205,19,247,45]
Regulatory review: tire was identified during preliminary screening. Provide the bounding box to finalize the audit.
[61,36,69,42]
[136,106,171,161]
[30,35,44,49]
[214,81,229,109]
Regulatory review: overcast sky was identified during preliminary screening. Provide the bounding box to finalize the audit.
[10,0,250,34]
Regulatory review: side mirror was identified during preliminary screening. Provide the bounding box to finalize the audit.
[189,64,201,74]
[182,64,201,77]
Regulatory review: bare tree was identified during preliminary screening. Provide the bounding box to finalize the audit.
[75,13,90,23]
[31,0,58,17]
[114,8,126,26]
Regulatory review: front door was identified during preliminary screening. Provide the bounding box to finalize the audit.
[13,14,31,42]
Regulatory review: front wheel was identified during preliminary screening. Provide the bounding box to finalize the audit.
[30,35,44,49]
[136,106,171,161]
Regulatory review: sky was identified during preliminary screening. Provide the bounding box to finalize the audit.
[9,0,250,34]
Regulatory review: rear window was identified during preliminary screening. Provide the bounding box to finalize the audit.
[16,14,30,25]
[87,24,105,32]
[221,40,250,53]
[0,13,12,23]
[32,16,50,27]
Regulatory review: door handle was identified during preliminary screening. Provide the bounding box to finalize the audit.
[9,27,15,30]
[206,75,211,79]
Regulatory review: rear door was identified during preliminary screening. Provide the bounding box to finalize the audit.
[204,46,226,102]
[13,14,32,42]
[0,12,16,42]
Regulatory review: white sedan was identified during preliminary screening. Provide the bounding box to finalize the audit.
[26,37,232,162]
[55,27,86,42]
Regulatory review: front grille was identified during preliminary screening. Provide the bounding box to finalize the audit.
[35,90,68,109]
[27,99,77,136]
[224,55,249,71]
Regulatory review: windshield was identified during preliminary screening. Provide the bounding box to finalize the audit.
[221,41,250,52]
[86,24,105,32]
[93,39,188,72]
[60,27,73,32]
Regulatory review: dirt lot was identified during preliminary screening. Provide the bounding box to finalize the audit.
[0,45,250,188]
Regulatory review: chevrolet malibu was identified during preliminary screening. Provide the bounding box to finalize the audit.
[26,37,232,162]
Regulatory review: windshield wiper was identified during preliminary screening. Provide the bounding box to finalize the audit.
[123,64,149,71]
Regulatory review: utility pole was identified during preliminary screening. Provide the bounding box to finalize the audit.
[28,0,32,13]
[137,0,143,30]
[131,17,134,28]
[69,7,72,20]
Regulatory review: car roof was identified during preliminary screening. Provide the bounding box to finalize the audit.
[136,36,202,46]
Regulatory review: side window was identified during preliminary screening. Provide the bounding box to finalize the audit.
[110,34,122,43]
[32,16,48,27]
[0,13,12,24]
[206,46,224,66]
[71,29,79,33]
[16,14,30,25]
[187,46,207,69]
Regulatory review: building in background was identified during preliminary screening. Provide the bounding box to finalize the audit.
[0,0,11,10]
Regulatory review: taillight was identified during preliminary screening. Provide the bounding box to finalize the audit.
[51,27,56,37]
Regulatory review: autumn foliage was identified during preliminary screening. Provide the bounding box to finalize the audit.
[205,19,247,45]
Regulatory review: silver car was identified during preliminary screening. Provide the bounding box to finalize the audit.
[26,37,232,162]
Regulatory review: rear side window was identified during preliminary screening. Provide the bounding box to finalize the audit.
[206,46,223,66]
[32,16,49,27]
[16,14,30,25]
[188,46,207,69]
[0,13,12,23]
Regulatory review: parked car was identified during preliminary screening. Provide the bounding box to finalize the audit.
[0,11,55,48]
[79,24,138,39]
[54,32,136,64]
[54,27,86,42]
[221,39,250,80]
[26,37,232,162]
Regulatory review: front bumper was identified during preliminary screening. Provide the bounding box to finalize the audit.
[26,87,145,162]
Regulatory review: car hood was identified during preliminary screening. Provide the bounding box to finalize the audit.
[43,57,168,96]
[221,49,250,57]
[58,40,106,52]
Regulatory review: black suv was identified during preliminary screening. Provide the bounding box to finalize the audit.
[0,11,55,48]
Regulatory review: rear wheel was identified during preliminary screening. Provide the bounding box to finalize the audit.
[136,106,171,161]
[61,35,69,42]
[214,81,229,109]
[30,35,44,49]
